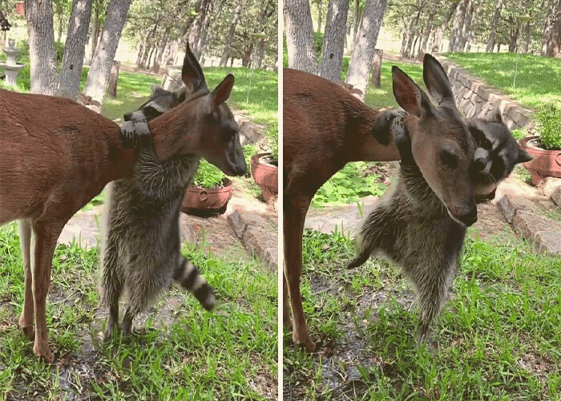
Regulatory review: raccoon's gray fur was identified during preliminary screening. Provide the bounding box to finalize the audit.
[468,110,532,202]
[101,87,215,339]
[348,112,530,340]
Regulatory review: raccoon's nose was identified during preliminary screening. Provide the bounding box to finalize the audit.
[123,112,132,121]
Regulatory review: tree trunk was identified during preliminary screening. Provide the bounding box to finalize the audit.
[87,0,101,64]
[25,0,58,95]
[352,0,360,45]
[107,61,119,98]
[508,18,520,52]
[58,0,93,99]
[220,0,242,67]
[317,0,323,33]
[419,9,437,56]
[523,21,531,53]
[542,0,561,57]
[253,38,266,69]
[188,0,212,60]
[318,0,349,81]
[135,38,145,70]
[486,0,505,52]
[84,0,132,105]
[284,0,317,73]
[56,2,64,43]
[432,1,459,52]
[345,0,388,98]
[457,0,474,51]
[449,0,467,52]
[371,49,382,87]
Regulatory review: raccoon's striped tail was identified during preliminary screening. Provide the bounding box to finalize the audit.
[174,259,216,311]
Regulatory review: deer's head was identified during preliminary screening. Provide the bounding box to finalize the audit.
[146,43,246,177]
[392,54,477,226]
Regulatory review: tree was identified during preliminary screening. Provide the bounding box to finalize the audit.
[284,0,317,73]
[542,0,561,57]
[83,0,132,103]
[345,0,388,97]
[485,0,505,52]
[24,0,58,95]
[220,0,243,67]
[318,0,349,81]
[57,0,93,99]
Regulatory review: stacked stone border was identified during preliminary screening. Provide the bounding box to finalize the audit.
[438,57,533,130]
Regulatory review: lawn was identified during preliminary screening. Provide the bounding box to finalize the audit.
[445,52,561,112]
[283,227,561,400]
[1,63,278,399]
[0,222,277,400]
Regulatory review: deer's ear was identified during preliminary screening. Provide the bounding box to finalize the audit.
[422,54,455,109]
[181,42,209,94]
[392,66,432,118]
[211,74,234,107]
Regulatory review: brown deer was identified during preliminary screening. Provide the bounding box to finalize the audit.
[283,54,478,353]
[0,43,245,363]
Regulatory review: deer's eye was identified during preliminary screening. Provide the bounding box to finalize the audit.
[440,148,458,169]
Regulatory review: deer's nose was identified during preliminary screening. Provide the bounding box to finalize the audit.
[459,205,478,227]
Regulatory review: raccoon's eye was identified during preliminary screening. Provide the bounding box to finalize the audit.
[440,149,458,169]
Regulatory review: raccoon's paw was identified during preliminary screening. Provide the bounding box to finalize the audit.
[373,110,405,145]
[120,111,152,148]
[347,253,369,269]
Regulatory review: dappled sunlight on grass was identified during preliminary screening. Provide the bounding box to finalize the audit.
[446,52,561,111]
[101,71,162,121]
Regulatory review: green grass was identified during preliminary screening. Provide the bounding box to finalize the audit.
[284,228,561,400]
[0,222,277,400]
[445,52,561,112]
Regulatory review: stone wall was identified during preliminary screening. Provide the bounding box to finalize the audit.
[438,58,533,130]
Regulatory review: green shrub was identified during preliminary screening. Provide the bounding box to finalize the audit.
[535,102,561,150]
[192,159,226,188]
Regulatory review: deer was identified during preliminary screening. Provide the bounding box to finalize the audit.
[283,54,482,353]
[0,42,245,363]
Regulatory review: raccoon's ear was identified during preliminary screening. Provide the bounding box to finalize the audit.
[517,147,532,163]
[489,109,503,123]
[468,121,490,147]
[174,87,187,103]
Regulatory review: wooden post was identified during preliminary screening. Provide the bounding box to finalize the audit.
[371,49,383,88]
[108,61,120,98]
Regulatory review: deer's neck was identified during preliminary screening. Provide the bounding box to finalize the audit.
[149,105,197,161]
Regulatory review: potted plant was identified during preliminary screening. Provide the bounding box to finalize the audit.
[519,102,561,185]
[251,130,278,201]
[182,160,233,217]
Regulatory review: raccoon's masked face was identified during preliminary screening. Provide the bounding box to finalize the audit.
[468,112,532,202]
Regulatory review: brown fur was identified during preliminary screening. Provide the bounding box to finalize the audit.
[0,43,237,363]
[283,54,478,353]
[283,68,402,352]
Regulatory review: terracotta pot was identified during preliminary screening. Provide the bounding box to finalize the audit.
[182,178,232,217]
[15,2,24,16]
[519,136,561,185]
[251,152,278,201]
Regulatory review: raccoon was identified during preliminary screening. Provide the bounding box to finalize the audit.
[468,110,532,202]
[101,86,215,339]
[348,112,530,340]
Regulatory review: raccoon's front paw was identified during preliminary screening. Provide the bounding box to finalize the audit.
[392,117,414,162]
[373,110,405,145]
[120,112,152,148]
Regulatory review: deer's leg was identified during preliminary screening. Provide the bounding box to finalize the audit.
[18,219,34,339]
[31,219,65,363]
[284,193,315,352]
[283,273,291,327]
